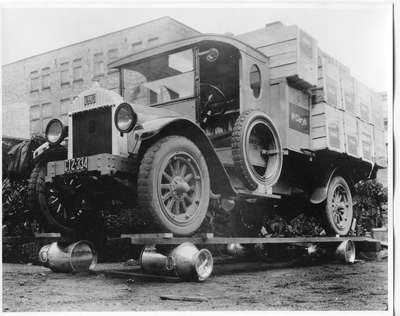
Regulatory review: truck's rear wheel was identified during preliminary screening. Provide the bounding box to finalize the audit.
[138,136,210,236]
[322,176,353,236]
[232,110,283,190]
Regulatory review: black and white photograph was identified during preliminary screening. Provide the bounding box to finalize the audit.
[1,1,395,313]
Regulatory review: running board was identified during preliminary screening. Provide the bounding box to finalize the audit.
[237,189,281,199]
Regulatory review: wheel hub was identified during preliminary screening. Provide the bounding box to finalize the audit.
[158,152,203,223]
[331,185,350,229]
[172,176,191,195]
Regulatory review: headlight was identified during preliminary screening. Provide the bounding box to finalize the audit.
[114,103,137,133]
[45,119,65,145]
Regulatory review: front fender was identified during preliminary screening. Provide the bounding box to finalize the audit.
[33,140,68,164]
[129,115,236,197]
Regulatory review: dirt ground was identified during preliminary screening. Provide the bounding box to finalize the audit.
[2,255,388,312]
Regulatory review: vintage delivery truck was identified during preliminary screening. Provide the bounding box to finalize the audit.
[30,22,386,240]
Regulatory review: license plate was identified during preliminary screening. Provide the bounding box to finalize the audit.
[65,157,88,173]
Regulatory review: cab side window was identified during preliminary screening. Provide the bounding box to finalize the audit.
[250,64,261,98]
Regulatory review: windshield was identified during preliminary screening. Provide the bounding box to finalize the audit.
[123,49,195,106]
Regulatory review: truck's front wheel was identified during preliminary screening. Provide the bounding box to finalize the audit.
[138,136,210,236]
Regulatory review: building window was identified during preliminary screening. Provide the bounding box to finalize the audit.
[42,102,52,118]
[148,37,159,46]
[41,67,51,90]
[41,102,52,133]
[30,71,39,92]
[107,48,119,74]
[93,52,105,77]
[250,64,261,98]
[60,98,71,115]
[30,119,41,135]
[30,105,40,120]
[73,58,83,82]
[60,62,70,86]
[131,41,142,51]
[108,48,119,62]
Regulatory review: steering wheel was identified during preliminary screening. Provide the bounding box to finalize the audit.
[200,83,227,123]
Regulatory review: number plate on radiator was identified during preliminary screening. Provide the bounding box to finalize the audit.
[65,157,88,173]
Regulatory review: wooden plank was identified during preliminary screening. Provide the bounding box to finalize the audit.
[121,234,380,245]
[258,39,297,56]
[269,51,297,68]
[103,269,180,282]
[121,233,173,239]
[237,189,281,199]
[236,25,297,48]
[160,295,208,302]
[270,63,297,80]
[311,126,326,139]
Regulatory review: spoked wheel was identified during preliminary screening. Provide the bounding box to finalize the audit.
[158,152,202,222]
[42,177,87,232]
[322,176,353,236]
[138,136,210,236]
[28,164,106,245]
[232,111,283,190]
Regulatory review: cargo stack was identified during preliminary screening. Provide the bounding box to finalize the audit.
[310,51,346,153]
[310,47,386,166]
[236,21,318,89]
[238,21,387,167]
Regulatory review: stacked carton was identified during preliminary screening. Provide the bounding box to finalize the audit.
[237,21,318,88]
[313,50,346,109]
[310,48,386,166]
[310,102,345,153]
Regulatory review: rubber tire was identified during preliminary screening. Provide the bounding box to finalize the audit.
[232,110,283,191]
[28,163,107,247]
[137,136,210,236]
[322,176,353,236]
[27,163,75,235]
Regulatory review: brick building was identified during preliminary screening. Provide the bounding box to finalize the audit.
[2,16,199,138]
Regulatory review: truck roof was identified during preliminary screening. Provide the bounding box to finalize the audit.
[108,33,268,69]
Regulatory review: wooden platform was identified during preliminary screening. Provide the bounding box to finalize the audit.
[120,233,382,251]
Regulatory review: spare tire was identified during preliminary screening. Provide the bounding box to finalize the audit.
[232,110,283,191]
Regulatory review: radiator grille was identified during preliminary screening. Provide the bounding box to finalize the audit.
[72,107,112,157]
